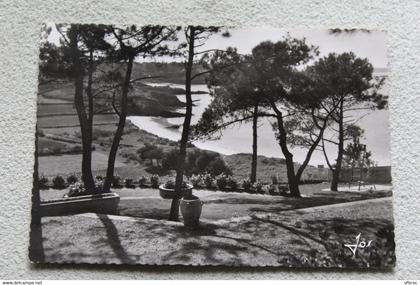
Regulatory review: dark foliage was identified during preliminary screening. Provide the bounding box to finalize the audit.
[38,176,49,190]
[138,176,147,188]
[52,175,66,189]
[124,178,135,188]
[164,180,188,189]
[137,143,164,161]
[111,176,122,188]
[216,175,228,191]
[66,174,78,185]
[161,148,231,176]
[227,176,239,191]
[150,175,160,188]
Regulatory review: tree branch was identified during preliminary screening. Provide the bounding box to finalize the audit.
[93,76,162,98]
[322,138,334,171]
[111,91,120,117]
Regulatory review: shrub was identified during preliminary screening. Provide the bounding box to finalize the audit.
[67,182,86,197]
[52,175,66,189]
[216,175,228,191]
[112,176,122,188]
[203,173,214,189]
[138,176,147,188]
[150,175,160,188]
[162,148,231,176]
[254,181,263,193]
[161,148,179,170]
[95,176,104,193]
[38,176,49,190]
[190,174,202,188]
[192,150,217,173]
[207,157,231,176]
[164,180,188,189]
[66,174,78,185]
[51,146,62,155]
[92,129,114,140]
[227,176,238,191]
[242,179,252,192]
[137,143,163,161]
[278,184,289,196]
[125,178,135,188]
[68,145,82,154]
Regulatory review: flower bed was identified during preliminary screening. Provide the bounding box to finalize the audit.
[38,174,291,196]
[158,181,193,199]
[40,192,120,217]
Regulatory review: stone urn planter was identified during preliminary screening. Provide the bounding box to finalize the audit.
[40,192,120,217]
[158,182,193,199]
[180,195,203,228]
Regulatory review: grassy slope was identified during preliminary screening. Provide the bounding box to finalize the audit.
[224,153,327,183]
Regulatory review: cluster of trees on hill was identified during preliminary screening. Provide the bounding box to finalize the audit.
[38,24,387,221]
[193,38,387,196]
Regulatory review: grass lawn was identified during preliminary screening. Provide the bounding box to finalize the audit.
[117,187,392,221]
[40,185,392,221]
[31,197,395,267]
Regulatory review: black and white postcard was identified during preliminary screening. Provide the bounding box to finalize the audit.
[29,24,395,268]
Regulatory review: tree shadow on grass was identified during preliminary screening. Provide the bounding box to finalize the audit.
[159,220,287,266]
[248,191,391,214]
[166,239,248,266]
[248,215,395,268]
[166,214,396,267]
[97,214,136,264]
[119,206,169,220]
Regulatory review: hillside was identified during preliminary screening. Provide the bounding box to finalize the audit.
[223,153,328,183]
[124,62,207,84]
[38,79,189,118]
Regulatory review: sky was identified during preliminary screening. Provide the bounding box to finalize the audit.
[193,28,387,68]
[47,25,387,68]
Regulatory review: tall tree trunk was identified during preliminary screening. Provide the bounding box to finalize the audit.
[69,28,96,192]
[295,121,328,182]
[250,102,258,183]
[169,27,195,221]
[270,100,301,197]
[282,143,300,197]
[85,49,95,191]
[331,99,344,191]
[103,55,134,193]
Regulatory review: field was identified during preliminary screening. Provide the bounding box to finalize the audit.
[38,152,126,177]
